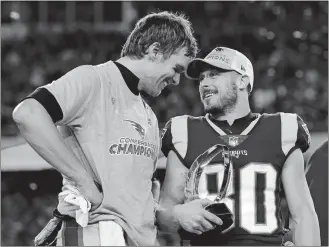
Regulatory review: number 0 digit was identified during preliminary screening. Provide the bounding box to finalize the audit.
[240,163,278,234]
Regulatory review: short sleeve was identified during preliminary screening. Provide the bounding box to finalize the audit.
[161,119,173,157]
[42,65,100,126]
[280,113,311,157]
[161,116,188,162]
[296,115,311,153]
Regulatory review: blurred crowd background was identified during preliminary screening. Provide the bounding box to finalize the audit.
[1,1,328,246]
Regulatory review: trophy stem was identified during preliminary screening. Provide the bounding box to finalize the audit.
[213,197,221,203]
[180,144,234,241]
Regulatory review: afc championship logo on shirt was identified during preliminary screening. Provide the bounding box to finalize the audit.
[109,137,158,161]
[123,119,146,139]
[108,119,158,161]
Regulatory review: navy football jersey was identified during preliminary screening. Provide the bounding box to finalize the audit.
[161,113,310,246]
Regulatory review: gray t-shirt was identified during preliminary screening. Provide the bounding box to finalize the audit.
[43,61,160,245]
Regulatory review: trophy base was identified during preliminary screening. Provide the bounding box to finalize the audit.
[178,203,234,241]
[204,203,234,231]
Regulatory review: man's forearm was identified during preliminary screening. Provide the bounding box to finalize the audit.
[156,206,181,233]
[291,210,321,246]
[13,100,91,183]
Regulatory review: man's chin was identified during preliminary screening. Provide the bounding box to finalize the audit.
[154,90,162,97]
[204,104,215,113]
[140,89,160,98]
[204,106,224,115]
[150,91,161,98]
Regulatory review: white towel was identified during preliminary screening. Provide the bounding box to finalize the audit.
[99,221,127,246]
[58,185,91,227]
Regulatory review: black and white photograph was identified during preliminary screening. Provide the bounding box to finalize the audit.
[1,1,328,246]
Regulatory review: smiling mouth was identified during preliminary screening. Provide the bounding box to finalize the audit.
[203,91,218,99]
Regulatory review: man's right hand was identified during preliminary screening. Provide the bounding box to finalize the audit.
[57,199,80,218]
[58,178,103,217]
[173,199,223,235]
[76,178,103,211]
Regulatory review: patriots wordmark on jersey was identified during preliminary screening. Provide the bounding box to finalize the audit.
[161,113,310,246]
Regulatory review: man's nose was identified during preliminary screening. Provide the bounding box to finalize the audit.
[172,73,180,85]
[199,77,211,87]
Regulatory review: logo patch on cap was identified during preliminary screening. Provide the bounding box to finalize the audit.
[206,53,231,65]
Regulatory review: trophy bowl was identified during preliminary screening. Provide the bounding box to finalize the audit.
[178,144,234,241]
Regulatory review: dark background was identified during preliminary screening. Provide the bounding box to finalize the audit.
[1,1,328,245]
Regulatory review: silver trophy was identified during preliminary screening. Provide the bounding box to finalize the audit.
[179,144,234,241]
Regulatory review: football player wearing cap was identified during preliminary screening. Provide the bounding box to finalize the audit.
[156,47,321,246]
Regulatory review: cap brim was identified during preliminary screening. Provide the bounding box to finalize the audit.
[185,58,233,80]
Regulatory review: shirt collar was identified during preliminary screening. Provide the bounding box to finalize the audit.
[209,112,256,135]
[114,61,140,96]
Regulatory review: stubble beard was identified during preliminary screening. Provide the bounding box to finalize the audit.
[204,84,238,117]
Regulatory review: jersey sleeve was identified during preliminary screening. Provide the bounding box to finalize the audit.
[161,119,173,157]
[280,113,311,157]
[38,65,100,126]
[296,115,311,153]
[160,116,188,161]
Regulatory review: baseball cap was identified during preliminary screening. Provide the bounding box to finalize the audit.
[185,47,254,91]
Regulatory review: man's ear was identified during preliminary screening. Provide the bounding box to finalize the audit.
[237,75,250,90]
[145,42,161,61]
